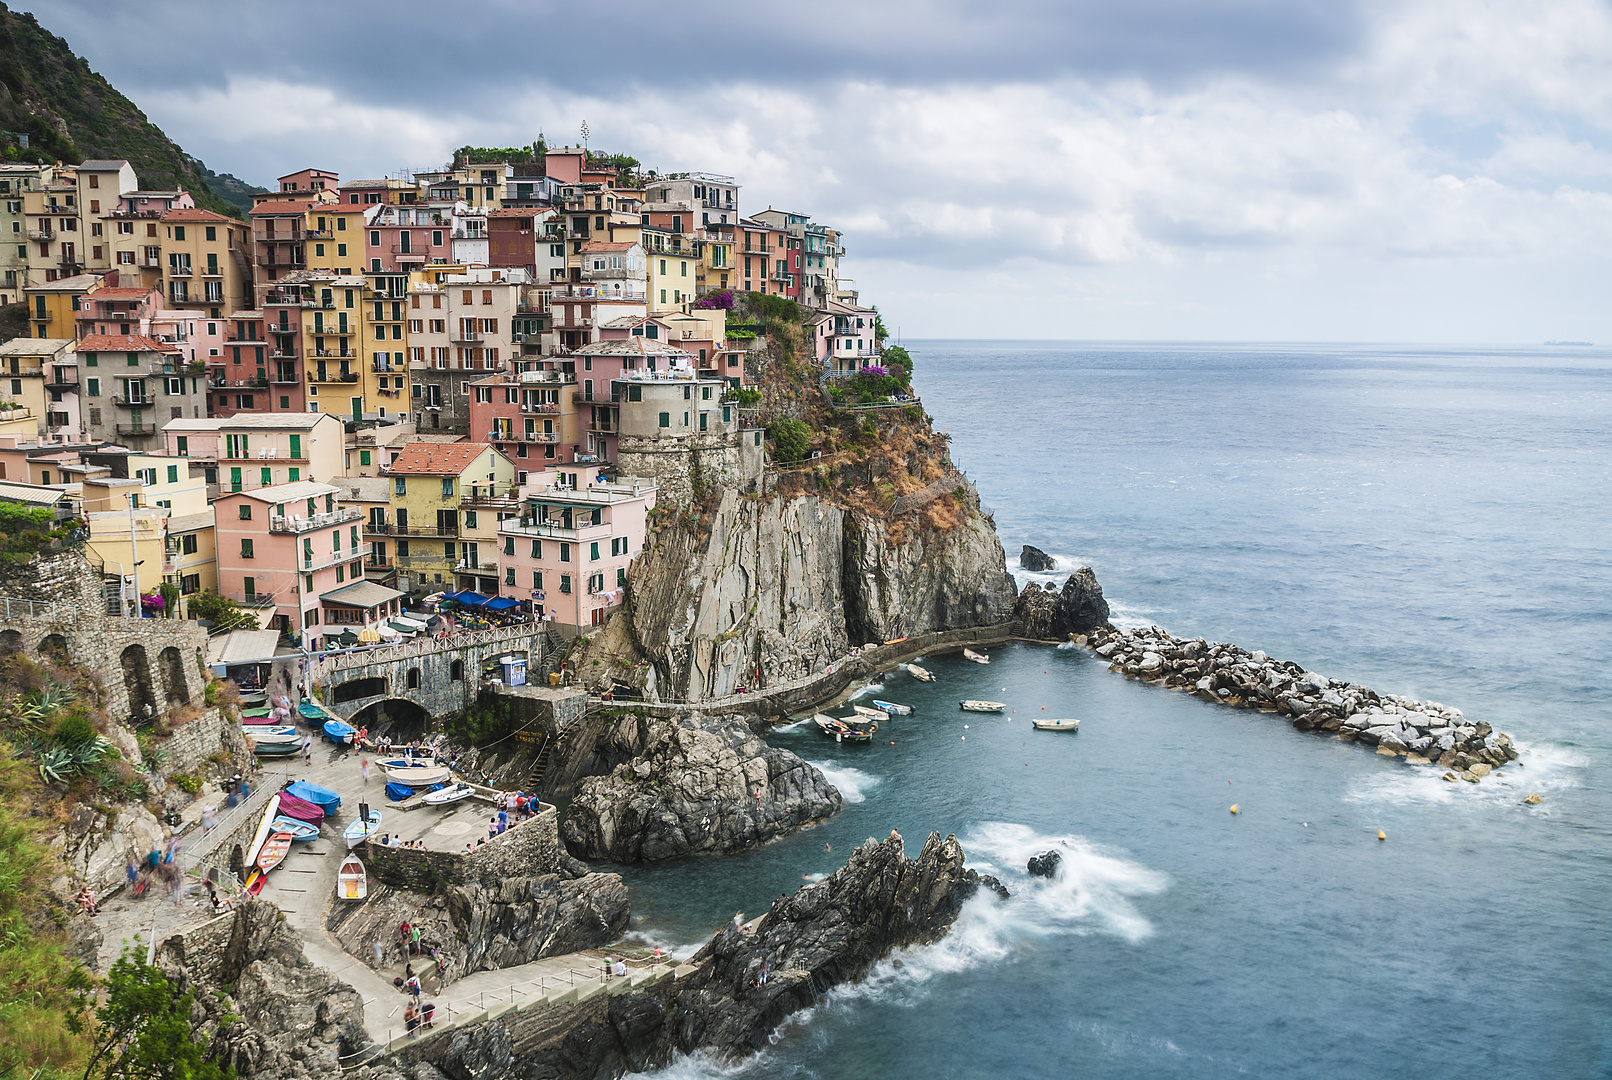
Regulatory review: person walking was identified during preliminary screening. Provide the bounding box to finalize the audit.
[301,734,313,766]
[372,937,385,969]
[360,758,370,785]
[404,1005,418,1039]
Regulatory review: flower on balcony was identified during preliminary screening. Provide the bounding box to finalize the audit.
[140,592,166,614]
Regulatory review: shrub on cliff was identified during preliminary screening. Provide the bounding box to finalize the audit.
[768,418,811,463]
[71,951,233,1080]
[186,591,258,632]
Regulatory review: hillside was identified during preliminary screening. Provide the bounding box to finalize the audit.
[0,4,262,216]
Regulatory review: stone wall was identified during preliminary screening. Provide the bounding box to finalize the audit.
[363,802,565,890]
[156,911,237,987]
[616,428,764,506]
[159,708,251,778]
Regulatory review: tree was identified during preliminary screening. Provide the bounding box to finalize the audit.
[768,419,811,463]
[186,591,258,632]
[881,344,913,386]
[71,952,234,1080]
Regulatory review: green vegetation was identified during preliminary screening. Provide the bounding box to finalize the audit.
[881,344,914,384]
[767,418,812,463]
[743,292,803,324]
[454,141,545,165]
[186,591,258,633]
[0,6,251,217]
[723,387,761,407]
[446,697,515,743]
[72,951,234,1080]
[0,502,79,564]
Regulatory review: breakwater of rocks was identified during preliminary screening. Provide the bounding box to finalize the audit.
[1081,624,1518,783]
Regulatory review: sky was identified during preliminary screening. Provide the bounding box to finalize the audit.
[32,0,1612,342]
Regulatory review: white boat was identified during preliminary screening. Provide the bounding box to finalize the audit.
[423,782,476,806]
[902,663,935,682]
[871,699,913,715]
[384,764,453,786]
[342,810,383,849]
[851,704,889,722]
[243,794,282,871]
[336,854,367,901]
[962,648,990,664]
[1033,717,1080,731]
[245,728,300,746]
[960,700,1007,713]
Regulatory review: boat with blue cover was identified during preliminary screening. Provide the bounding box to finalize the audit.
[323,719,357,745]
[299,700,330,721]
[285,780,341,813]
[871,699,913,715]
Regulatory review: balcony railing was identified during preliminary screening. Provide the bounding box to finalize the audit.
[364,521,392,534]
[572,391,619,405]
[229,591,280,608]
[26,230,53,242]
[114,424,156,437]
[271,374,301,384]
[255,253,308,268]
[498,519,608,541]
[110,395,151,408]
[167,266,193,277]
[489,430,558,443]
[449,329,482,343]
[269,508,362,534]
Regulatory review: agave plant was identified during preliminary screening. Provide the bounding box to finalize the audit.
[37,747,73,784]
[30,679,77,715]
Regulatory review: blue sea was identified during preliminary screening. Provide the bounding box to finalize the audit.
[618,343,1612,1079]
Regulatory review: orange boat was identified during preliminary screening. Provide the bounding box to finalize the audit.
[256,832,293,873]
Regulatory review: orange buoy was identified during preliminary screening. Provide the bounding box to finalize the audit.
[1230,804,1240,814]
[1378,830,1387,841]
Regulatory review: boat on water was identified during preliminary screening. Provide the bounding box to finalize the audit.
[962,648,990,664]
[336,854,367,901]
[960,700,1007,713]
[814,714,875,743]
[269,816,320,841]
[342,810,382,849]
[871,699,913,715]
[902,663,935,682]
[257,832,293,873]
[1032,717,1080,731]
[323,719,357,745]
[423,782,475,806]
[851,704,890,722]
[385,764,452,786]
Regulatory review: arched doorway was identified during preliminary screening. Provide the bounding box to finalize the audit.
[0,629,20,655]
[37,633,67,662]
[349,697,433,742]
[157,647,190,705]
[119,644,158,725]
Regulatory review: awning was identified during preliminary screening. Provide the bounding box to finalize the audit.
[336,630,359,645]
[357,627,383,644]
[484,596,519,611]
[441,590,489,606]
[322,580,408,609]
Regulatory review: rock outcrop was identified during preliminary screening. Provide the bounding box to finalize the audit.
[613,486,1016,702]
[561,713,842,862]
[1088,625,1519,778]
[1014,565,1111,639]
[441,832,1004,1078]
[1027,850,1061,878]
[1020,545,1056,571]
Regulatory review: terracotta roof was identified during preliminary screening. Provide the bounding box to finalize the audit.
[387,441,496,476]
[250,201,317,216]
[488,208,542,218]
[162,208,238,223]
[87,287,154,300]
[581,241,634,252]
[77,334,172,353]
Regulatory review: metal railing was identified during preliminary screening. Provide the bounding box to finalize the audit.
[270,508,362,533]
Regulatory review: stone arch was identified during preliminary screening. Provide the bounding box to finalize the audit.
[449,659,464,681]
[37,633,67,662]
[349,697,432,741]
[0,629,20,655]
[119,644,158,725]
[406,667,421,689]
[157,646,190,706]
[229,844,244,881]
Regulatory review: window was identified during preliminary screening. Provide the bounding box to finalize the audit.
[238,504,252,520]
[505,567,515,585]
[206,225,216,241]
[559,542,571,562]
[590,541,600,561]
[532,571,543,590]
[243,576,255,598]
[407,669,421,689]
[617,566,626,587]
[449,659,464,681]
[394,477,406,495]
[86,377,99,395]
[360,450,371,466]
[440,478,453,497]
[181,533,198,555]
[658,411,669,428]
[559,574,571,594]
[240,538,254,558]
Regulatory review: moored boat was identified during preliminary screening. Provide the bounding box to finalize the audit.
[962,648,990,664]
[323,719,357,745]
[336,855,367,901]
[851,704,889,722]
[960,700,1007,713]
[269,816,320,841]
[252,740,301,757]
[423,782,475,806]
[342,810,382,849]
[244,870,266,896]
[814,714,874,743]
[245,724,298,739]
[1032,717,1080,731]
[257,832,293,873]
[384,764,452,786]
[298,700,330,721]
[902,663,935,682]
[871,699,913,715]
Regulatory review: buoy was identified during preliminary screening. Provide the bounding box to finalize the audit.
[1229,804,1239,814]
[1378,830,1387,841]
[1524,793,1542,804]
[961,736,965,741]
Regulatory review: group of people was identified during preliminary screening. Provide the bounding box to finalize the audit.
[376,835,428,851]
[124,836,187,906]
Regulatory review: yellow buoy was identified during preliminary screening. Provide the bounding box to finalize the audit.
[1524,793,1542,805]
[1229,804,1239,815]
[1378,830,1387,841]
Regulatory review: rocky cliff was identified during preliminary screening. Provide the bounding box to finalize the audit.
[561,712,842,862]
[607,484,1016,702]
[1013,566,1112,639]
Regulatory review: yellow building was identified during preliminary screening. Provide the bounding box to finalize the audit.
[265,271,375,420]
[82,476,167,614]
[22,272,103,340]
[363,272,411,419]
[386,441,515,594]
[81,450,216,616]
[646,245,700,311]
[155,208,253,315]
[0,338,72,438]
[0,164,56,302]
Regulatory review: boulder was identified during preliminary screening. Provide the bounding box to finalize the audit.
[1014,566,1111,639]
[1138,652,1165,673]
[1026,850,1061,878]
[1019,545,1057,572]
[562,714,843,862]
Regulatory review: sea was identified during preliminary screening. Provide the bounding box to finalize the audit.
[615,342,1612,1079]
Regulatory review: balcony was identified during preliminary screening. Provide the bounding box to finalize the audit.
[26,230,53,242]
[167,265,193,277]
[226,330,268,344]
[364,557,394,572]
[390,244,425,256]
[304,229,333,239]
[213,377,269,389]
[263,292,316,308]
[110,395,152,408]
[449,329,482,343]
[499,518,609,542]
[453,559,495,575]
[587,422,616,434]
[45,374,78,391]
[255,254,308,269]
[270,348,298,360]
[229,591,280,609]
[253,230,304,244]
[269,508,362,534]
[308,372,360,383]
[114,424,156,437]
[370,361,398,373]
[271,373,301,385]
[312,349,355,359]
[394,524,461,538]
[364,521,393,534]
[572,391,617,405]
[491,430,557,443]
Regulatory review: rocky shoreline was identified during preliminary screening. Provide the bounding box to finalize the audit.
[1080,623,1518,782]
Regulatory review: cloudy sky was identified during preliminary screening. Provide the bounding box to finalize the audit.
[34,0,1612,342]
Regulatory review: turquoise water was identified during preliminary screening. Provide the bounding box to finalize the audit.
[617,343,1612,1078]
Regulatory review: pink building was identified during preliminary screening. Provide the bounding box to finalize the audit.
[496,471,656,634]
[213,478,405,649]
[362,202,448,274]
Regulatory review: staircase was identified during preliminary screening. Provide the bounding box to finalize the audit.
[523,734,551,794]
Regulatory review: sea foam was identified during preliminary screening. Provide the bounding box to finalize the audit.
[807,762,880,804]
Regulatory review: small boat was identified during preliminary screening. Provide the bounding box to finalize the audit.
[960,700,1007,713]
[423,782,476,806]
[238,689,268,706]
[269,816,320,841]
[343,810,383,849]
[244,870,266,896]
[244,795,281,870]
[298,700,330,721]
[337,855,367,901]
[902,663,935,682]
[1033,717,1080,731]
[276,792,325,825]
[241,712,286,726]
[245,724,298,738]
[962,648,990,665]
[814,714,874,744]
[323,719,357,745]
[240,706,273,718]
[851,704,889,722]
[385,764,452,786]
[285,781,341,813]
[252,741,302,757]
[871,699,913,715]
[257,832,293,873]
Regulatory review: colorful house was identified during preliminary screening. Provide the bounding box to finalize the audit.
[385,441,516,594]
